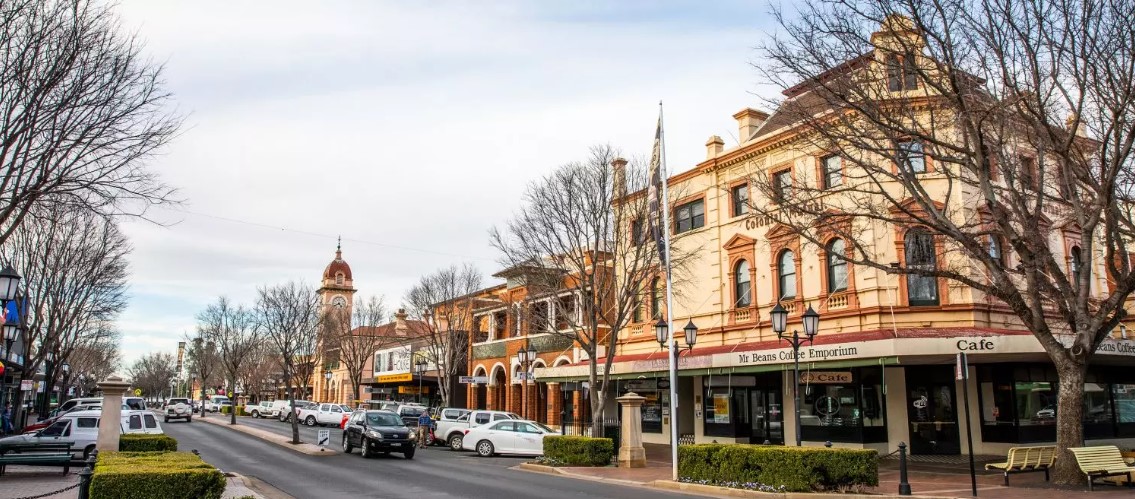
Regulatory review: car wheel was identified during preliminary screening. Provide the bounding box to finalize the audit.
[164,417,169,423]
[476,440,494,457]
[186,416,192,423]
[305,416,316,426]
[251,411,260,418]
[83,445,95,461]
[403,448,415,460]
[448,434,463,451]
[342,434,353,454]
[360,438,372,458]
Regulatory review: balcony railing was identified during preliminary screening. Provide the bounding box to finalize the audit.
[827,293,849,310]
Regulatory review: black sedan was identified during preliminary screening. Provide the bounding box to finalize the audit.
[342,410,417,459]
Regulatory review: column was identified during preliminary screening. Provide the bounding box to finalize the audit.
[96,376,131,451]
[548,383,562,426]
[486,385,497,411]
[617,392,647,468]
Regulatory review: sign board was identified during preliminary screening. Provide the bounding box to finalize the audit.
[625,379,657,391]
[317,429,330,447]
[511,372,534,383]
[459,376,488,384]
[20,379,31,391]
[398,386,428,394]
[799,371,852,384]
[956,352,969,380]
[376,373,413,383]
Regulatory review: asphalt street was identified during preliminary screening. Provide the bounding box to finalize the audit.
[162,415,704,499]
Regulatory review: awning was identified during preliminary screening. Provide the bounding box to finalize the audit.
[536,356,899,382]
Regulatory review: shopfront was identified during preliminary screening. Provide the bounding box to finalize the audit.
[799,367,887,444]
[702,373,784,444]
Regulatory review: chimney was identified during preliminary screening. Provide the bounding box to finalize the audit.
[611,157,628,199]
[705,135,724,159]
[394,308,408,336]
[1066,113,1086,137]
[733,108,769,143]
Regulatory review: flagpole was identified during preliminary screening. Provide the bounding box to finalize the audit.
[657,101,680,482]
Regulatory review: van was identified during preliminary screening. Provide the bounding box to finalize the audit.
[0,409,162,460]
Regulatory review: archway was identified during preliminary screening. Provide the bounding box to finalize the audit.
[472,365,489,410]
[532,360,548,423]
[490,364,507,411]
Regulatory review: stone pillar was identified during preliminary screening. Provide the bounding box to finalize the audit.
[616,392,647,468]
[96,376,131,451]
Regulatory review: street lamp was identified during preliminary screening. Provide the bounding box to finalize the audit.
[59,361,70,404]
[324,369,332,403]
[655,318,698,355]
[0,266,21,409]
[415,359,428,405]
[517,345,538,420]
[0,266,20,302]
[770,303,820,447]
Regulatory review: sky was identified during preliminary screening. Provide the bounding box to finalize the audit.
[110,0,784,365]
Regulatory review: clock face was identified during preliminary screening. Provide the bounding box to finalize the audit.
[332,296,347,308]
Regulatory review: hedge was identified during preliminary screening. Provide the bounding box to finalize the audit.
[119,434,178,452]
[219,405,249,416]
[543,435,614,466]
[91,451,226,499]
[678,444,878,492]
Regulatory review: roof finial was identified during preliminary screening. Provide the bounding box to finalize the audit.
[335,235,342,259]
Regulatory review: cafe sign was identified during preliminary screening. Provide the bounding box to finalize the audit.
[800,371,852,384]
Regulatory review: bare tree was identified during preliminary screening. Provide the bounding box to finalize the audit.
[324,295,388,407]
[184,331,219,419]
[126,352,176,402]
[238,343,279,405]
[255,281,321,445]
[197,297,259,424]
[752,0,1135,482]
[1,204,128,418]
[405,265,482,408]
[0,0,182,245]
[490,145,677,436]
[62,326,120,398]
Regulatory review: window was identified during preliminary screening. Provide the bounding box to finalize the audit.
[335,272,344,285]
[494,421,516,432]
[143,414,158,429]
[827,239,849,293]
[674,199,705,234]
[631,217,644,245]
[734,260,752,308]
[1019,156,1037,190]
[822,155,842,189]
[905,228,939,305]
[76,417,98,429]
[651,277,662,319]
[987,236,1006,267]
[1071,246,1083,284]
[773,170,792,202]
[899,141,926,173]
[778,250,797,299]
[886,54,918,91]
[731,184,749,217]
[41,420,70,437]
[474,413,491,425]
[632,287,642,323]
[493,413,514,421]
[128,415,142,430]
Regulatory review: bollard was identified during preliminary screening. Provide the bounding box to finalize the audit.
[77,450,98,499]
[898,442,912,496]
[825,441,833,448]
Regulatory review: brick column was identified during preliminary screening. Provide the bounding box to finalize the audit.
[486,385,497,411]
[508,383,521,415]
[548,383,561,426]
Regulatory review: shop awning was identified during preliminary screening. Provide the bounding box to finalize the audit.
[535,356,900,382]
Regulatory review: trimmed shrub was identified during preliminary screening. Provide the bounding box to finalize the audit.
[220,405,249,416]
[91,451,225,499]
[678,444,878,492]
[543,435,614,466]
[119,434,178,452]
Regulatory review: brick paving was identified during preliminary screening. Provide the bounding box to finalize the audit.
[0,466,79,499]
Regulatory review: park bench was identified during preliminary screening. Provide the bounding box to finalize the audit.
[1069,445,1135,491]
[0,442,74,476]
[984,445,1056,485]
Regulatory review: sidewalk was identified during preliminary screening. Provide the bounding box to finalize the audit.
[518,444,1134,498]
[196,415,333,456]
[0,466,267,499]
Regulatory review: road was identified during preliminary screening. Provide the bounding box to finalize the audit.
[163,415,703,499]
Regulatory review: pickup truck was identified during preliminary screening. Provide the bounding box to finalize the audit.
[438,409,520,451]
[297,403,352,426]
[247,401,274,419]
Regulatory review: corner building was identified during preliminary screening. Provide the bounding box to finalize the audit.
[534,19,1135,455]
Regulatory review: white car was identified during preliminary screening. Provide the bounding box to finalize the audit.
[164,398,193,423]
[439,410,521,451]
[297,403,352,426]
[203,395,232,413]
[0,409,163,460]
[461,419,556,457]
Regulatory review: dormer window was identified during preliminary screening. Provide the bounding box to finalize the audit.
[886,54,918,91]
[335,272,344,285]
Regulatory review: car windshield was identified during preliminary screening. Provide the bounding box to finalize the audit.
[169,399,188,405]
[532,422,555,433]
[366,413,403,426]
[401,407,426,416]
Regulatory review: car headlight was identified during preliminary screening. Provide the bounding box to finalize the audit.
[408,432,417,440]
[365,430,383,439]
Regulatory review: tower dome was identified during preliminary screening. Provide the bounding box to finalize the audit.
[323,238,352,284]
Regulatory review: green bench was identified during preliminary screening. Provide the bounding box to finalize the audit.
[984,445,1056,485]
[1069,445,1135,491]
[0,442,74,476]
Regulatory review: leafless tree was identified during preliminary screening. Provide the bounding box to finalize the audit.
[197,297,259,424]
[62,326,120,398]
[0,0,182,245]
[1,204,128,418]
[490,145,680,436]
[255,281,321,445]
[324,295,388,407]
[238,343,279,405]
[126,351,176,402]
[752,0,1135,482]
[405,265,482,408]
[184,330,219,419]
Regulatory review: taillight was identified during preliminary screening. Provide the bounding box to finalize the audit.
[464,430,470,435]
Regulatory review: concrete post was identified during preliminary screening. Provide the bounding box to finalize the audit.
[95,376,131,451]
[616,392,647,468]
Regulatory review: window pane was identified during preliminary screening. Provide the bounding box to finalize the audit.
[1084,383,1113,424]
[828,239,848,292]
[691,200,705,229]
[779,251,796,299]
[775,171,792,201]
[129,415,142,430]
[735,260,751,307]
[732,185,749,216]
[824,155,842,188]
[1016,381,1056,426]
[1115,384,1135,423]
[905,230,938,304]
[900,141,925,173]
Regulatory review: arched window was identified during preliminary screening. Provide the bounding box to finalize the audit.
[905,228,938,305]
[1071,246,1083,284]
[335,272,344,285]
[651,277,662,319]
[778,250,797,299]
[734,260,751,308]
[827,239,848,293]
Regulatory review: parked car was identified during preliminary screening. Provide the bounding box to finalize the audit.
[341,410,416,459]
[461,419,556,457]
[247,401,274,419]
[0,409,163,460]
[203,395,232,413]
[164,398,192,423]
[123,397,146,411]
[272,400,315,422]
[297,403,351,427]
[427,408,470,446]
[438,410,521,451]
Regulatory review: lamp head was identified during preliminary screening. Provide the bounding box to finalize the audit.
[0,266,20,302]
[770,302,787,336]
[526,345,537,362]
[683,319,698,348]
[654,318,668,348]
[802,305,820,337]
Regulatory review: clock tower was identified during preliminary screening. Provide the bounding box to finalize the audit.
[319,237,356,317]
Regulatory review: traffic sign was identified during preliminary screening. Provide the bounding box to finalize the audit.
[134,388,142,396]
[317,429,330,447]
[459,376,488,384]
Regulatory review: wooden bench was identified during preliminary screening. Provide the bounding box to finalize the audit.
[0,442,74,476]
[1069,445,1135,491]
[984,445,1056,485]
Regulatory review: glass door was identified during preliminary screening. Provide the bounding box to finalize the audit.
[749,389,784,444]
[906,367,961,454]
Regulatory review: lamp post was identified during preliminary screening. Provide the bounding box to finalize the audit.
[656,317,697,465]
[415,359,427,405]
[517,345,537,420]
[39,349,54,417]
[770,303,820,447]
[0,266,22,409]
[323,369,332,403]
[59,361,70,404]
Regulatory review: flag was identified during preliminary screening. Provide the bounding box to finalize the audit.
[647,107,667,264]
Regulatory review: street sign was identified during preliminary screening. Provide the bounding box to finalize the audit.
[317,429,330,447]
[134,388,142,396]
[459,376,488,384]
[20,380,32,391]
